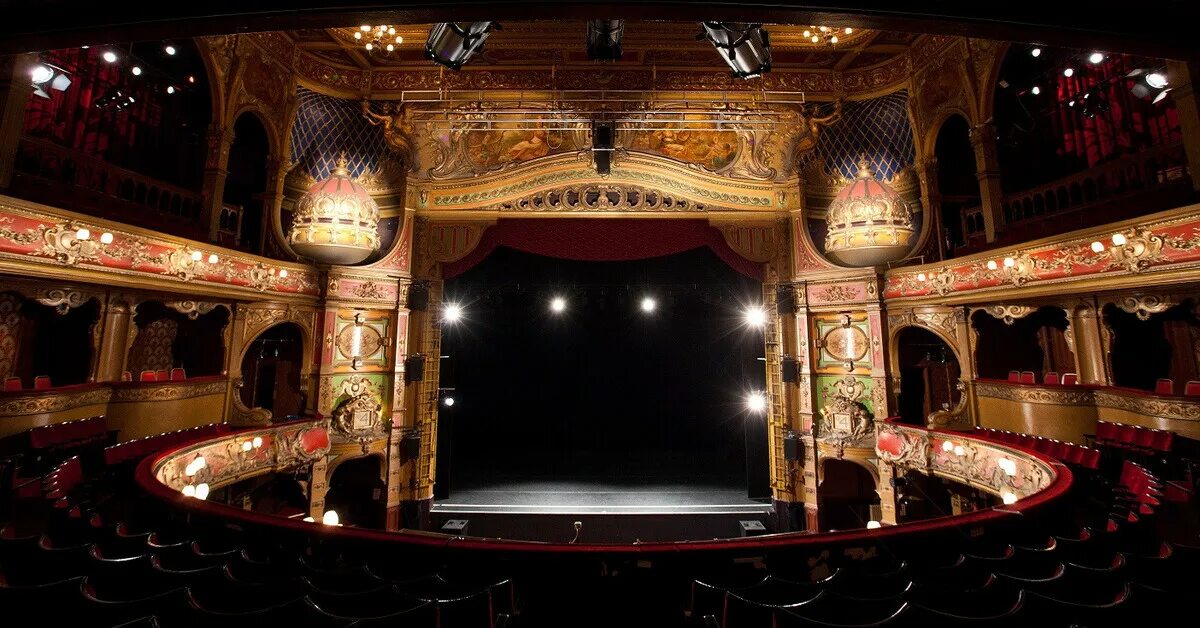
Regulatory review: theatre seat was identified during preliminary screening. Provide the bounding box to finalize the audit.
[1185,380,1200,396]
[1155,378,1174,395]
[138,371,156,382]
[34,376,52,390]
[1044,372,1060,385]
[169,368,186,381]
[1008,370,1020,382]
[4,376,21,391]
[1062,373,1079,386]
[1020,371,1036,384]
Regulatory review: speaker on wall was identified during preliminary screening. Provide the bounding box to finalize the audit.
[592,120,614,175]
[784,432,803,461]
[776,284,796,314]
[403,432,422,458]
[405,355,426,382]
[782,357,799,383]
[408,283,429,311]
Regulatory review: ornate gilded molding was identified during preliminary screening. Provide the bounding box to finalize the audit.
[975,381,1095,406]
[0,387,111,416]
[1093,390,1200,423]
[980,304,1035,325]
[163,301,228,320]
[485,183,707,213]
[1112,295,1175,321]
[927,380,971,429]
[35,288,97,314]
[109,380,228,403]
[1109,227,1165,273]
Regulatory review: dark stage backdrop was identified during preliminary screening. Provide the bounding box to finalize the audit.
[440,246,767,491]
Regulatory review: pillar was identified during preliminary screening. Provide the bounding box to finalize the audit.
[394,275,441,530]
[1069,301,1111,386]
[1167,58,1200,193]
[876,461,898,525]
[308,456,329,520]
[95,297,132,382]
[970,122,1004,243]
[259,153,289,256]
[200,124,233,242]
[384,279,412,530]
[0,54,34,190]
[914,158,945,261]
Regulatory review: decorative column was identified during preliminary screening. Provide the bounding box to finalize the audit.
[789,282,821,532]
[876,460,898,525]
[1067,299,1111,386]
[95,296,133,382]
[914,158,945,261]
[259,153,290,257]
[200,124,233,241]
[970,122,1005,243]
[1167,58,1200,193]
[0,54,34,190]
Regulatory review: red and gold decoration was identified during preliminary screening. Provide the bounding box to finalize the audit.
[824,157,915,267]
[290,155,381,265]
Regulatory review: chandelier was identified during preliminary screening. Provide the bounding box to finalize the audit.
[802,26,853,45]
[355,24,403,53]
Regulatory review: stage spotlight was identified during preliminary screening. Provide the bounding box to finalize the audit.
[1030,47,1042,57]
[102,51,118,63]
[866,520,882,529]
[131,66,142,76]
[425,22,498,70]
[698,22,772,79]
[550,296,567,313]
[1128,68,1171,103]
[744,305,767,328]
[1088,52,1104,64]
[640,296,657,313]
[443,396,455,407]
[442,302,463,324]
[30,63,71,98]
[746,391,767,413]
[164,43,177,55]
[586,19,624,61]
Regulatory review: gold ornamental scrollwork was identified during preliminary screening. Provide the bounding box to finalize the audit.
[1093,389,1200,422]
[927,380,970,429]
[109,380,228,403]
[486,183,706,213]
[1113,295,1174,321]
[0,387,111,416]
[164,301,225,320]
[1109,227,1165,273]
[974,381,1095,406]
[35,289,96,315]
[981,304,1035,325]
[41,221,104,265]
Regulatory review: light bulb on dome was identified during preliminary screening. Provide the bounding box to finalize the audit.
[322,510,340,525]
[100,232,113,244]
[75,228,90,240]
[1112,233,1127,246]
[1002,491,1018,505]
[866,520,881,529]
[1091,241,1105,253]
[986,260,998,270]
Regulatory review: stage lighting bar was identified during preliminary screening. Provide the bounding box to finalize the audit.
[425,22,498,70]
[586,19,624,61]
[698,22,772,79]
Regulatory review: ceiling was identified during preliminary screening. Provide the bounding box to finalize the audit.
[288,21,920,74]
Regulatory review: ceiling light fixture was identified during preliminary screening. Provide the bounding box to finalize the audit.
[801,25,852,45]
[355,24,403,53]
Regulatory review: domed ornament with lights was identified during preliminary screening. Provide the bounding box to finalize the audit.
[824,156,915,267]
[289,155,380,265]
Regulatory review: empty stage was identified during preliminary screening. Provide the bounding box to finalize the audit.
[432,479,773,543]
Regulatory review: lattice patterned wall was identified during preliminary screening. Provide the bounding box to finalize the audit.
[290,88,388,180]
[800,91,916,181]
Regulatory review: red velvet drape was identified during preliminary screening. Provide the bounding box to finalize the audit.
[443,219,763,279]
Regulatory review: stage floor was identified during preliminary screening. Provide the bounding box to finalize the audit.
[433,479,772,515]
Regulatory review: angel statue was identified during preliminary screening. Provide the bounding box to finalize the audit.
[361,100,415,163]
[793,99,843,156]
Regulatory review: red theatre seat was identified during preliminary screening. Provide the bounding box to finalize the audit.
[33,376,51,390]
[1062,373,1079,386]
[1155,378,1175,395]
[1096,421,1119,444]
[139,371,157,382]
[1020,371,1037,384]
[155,369,169,382]
[1185,380,1200,396]
[169,368,186,381]
[1044,372,1060,385]
[1008,370,1020,383]
[4,376,21,391]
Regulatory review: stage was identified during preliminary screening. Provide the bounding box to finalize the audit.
[432,478,774,543]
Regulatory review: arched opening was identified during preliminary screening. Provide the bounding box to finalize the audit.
[971,306,1073,382]
[1104,301,1200,393]
[239,323,305,418]
[818,458,879,531]
[0,292,99,389]
[126,302,228,380]
[209,473,309,519]
[894,470,952,524]
[223,113,271,253]
[934,115,981,256]
[895,327,961,425]
[324,455,385,529]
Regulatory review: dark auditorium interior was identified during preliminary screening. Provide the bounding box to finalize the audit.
[3,2,1200,626]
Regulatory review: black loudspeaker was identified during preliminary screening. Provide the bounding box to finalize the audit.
[784,432,803,461]
[592,121,614,175]
[405,355,426,382]
[408,283,429,311]
[782,357,798,383]
[404,433,422,458]
[776,284,796,314]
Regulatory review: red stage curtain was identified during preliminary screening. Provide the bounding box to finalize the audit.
[443,219,763,279]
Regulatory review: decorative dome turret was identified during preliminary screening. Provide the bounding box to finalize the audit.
[289,155,380,265]
[824,156,915,267]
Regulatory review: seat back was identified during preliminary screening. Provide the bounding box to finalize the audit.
[33,375,51,389]
[1062,373,1079,386]
[1096,421,1118,442]
[1020,371,1036,384]
[1186,380,1200,396]
[169,368,186,381]
[1115,423,1139,447]
[1044,372,1060,385]
[155,369,169,382]
[1151,430,1174,453]
[3,376,21,391]
[139,370,157,382]
[1135,428,1156,449]
[1008,370,1020,382]
[1155,378,1175,395]
[1079,448,1101,470]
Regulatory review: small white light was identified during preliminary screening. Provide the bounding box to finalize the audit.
[1031,86,1041,95]
[279,269,288,278]
[131,66,142,76]
[844,27,853,34]
[811,35,820,44]
[999,458,1017,476]
[1112,233,1127,246]
[1063,68,1074,78]
[916,272,927,282]
[242,441,252,452]
[252,436,263,448]
[1031,47,1042,57]
[365,43,373,51]
[100,232,113,244]
[388,27,396,35]
[1003,257,1015,268]
[303,516,315,522]
[166,86,175,94]
[194,455,206,470]
[803,30,811,38]
[354,32,363,40]
[30,64,54,84]
[181,484,196,497]
[102,51,118,63]
[746,391,767,413]
[386,44,394,52]
[395,36,403,44]
[1091,241,1105,253]
[443,396,455,407]
[830,36,839,44]
[207,254,218,264]
[942,440,954,452]
[866,520,881,529]
[194,483,209,500]
[188,75,195,83]
[954,445,965,456]
[322,510,340,525]
[550,296,567,313]
[744,306,767,328]
[1146,73,1169,89]
[360,25,371,31]
[1089,52,1104,64]
[1002,491,1018,505]
[190,250,202,261]
[165,44,177,55]
[443,302,462,323]
[986,260,998,270]
[74,228,90,240]
[640,297,657,313]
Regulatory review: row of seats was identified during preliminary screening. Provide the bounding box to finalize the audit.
[1006,371,1078,386]
[124,369,188,383]
[3,375,53,391]
[975,428,1101,470]
[1153,378,1200,396]
[1094,420,1175,455]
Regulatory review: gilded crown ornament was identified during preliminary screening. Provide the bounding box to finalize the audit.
[824,155,915,267]
[289,154,380,265]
